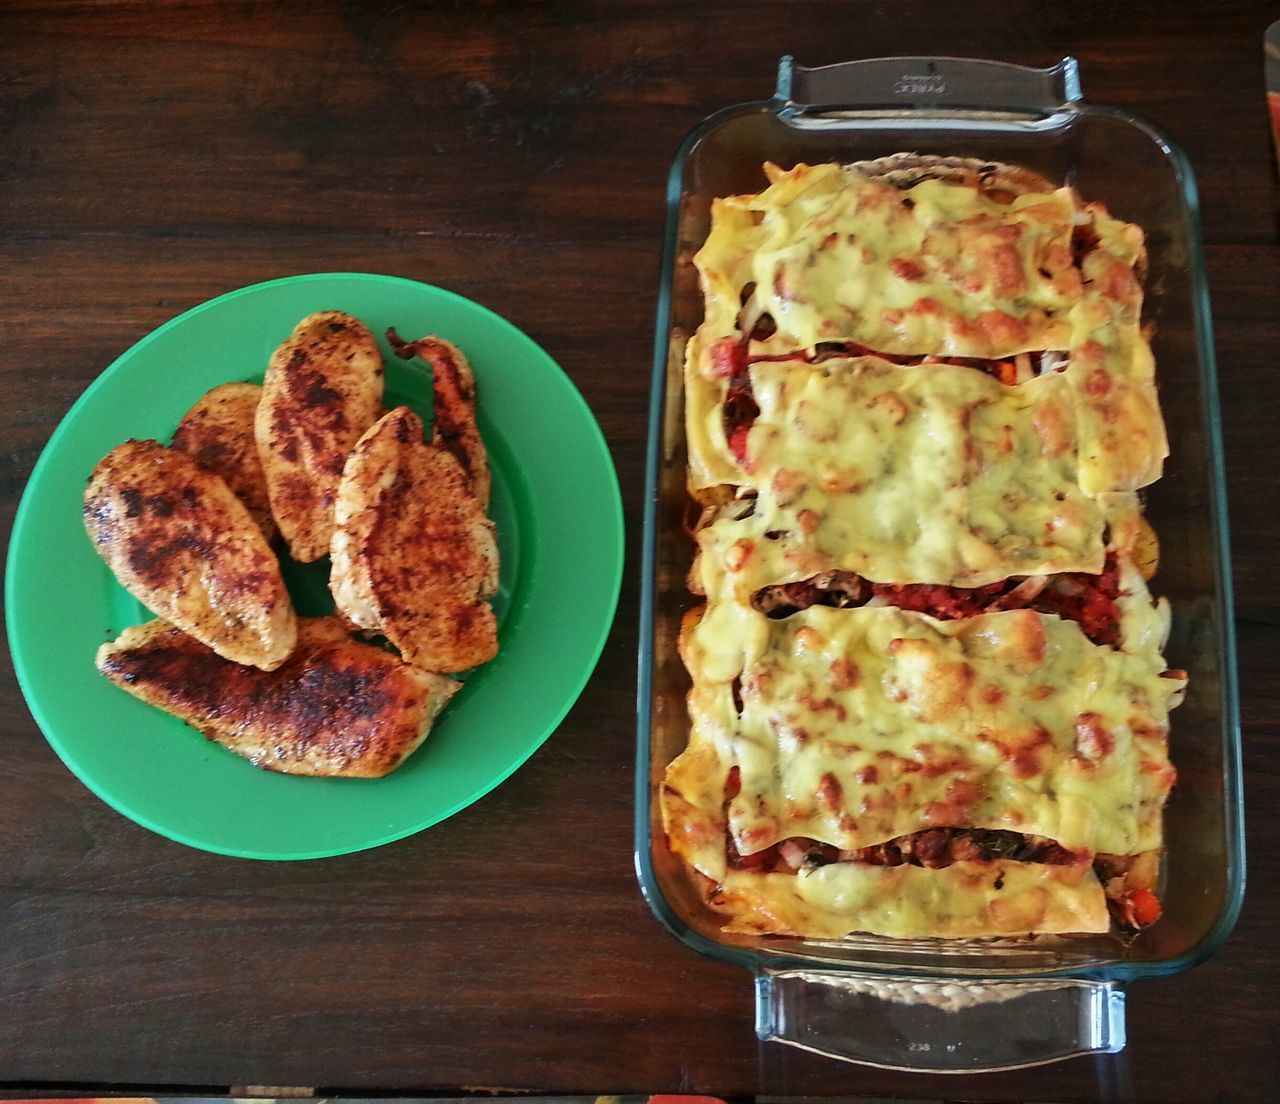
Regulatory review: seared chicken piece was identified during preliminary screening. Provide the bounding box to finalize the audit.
[388,330,491,508]
[97,617,459,778]
[256,311,385,562]
[84,439,297,671]
[171,382,277,541]
[330,406,499,672]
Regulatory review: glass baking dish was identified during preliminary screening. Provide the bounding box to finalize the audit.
[636,55,1244,1073]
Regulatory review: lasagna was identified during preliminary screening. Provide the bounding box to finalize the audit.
[662,156,1184,940]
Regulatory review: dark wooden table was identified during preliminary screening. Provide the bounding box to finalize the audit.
[1,2,1276,1101]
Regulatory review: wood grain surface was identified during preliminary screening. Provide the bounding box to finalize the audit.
[1,2,1277,1101]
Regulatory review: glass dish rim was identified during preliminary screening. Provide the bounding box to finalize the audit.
[634,57,1245,985]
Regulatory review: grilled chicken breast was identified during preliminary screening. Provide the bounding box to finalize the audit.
[84,439,297,670]
[171,382,277,541]
[330,406,499,672]
[97,617,459,778]
[388,330,491,508]
[256,311,385,562]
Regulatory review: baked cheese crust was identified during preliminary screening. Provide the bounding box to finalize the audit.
[665,156,1182,940]
[691,356,1131,591]
[686,161,1167,496]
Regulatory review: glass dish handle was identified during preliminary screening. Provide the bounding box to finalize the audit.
[774,55,1082,115]
[756,969,1125,1072]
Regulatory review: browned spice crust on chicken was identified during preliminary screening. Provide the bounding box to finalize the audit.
[84,438,297,670]
[97,617,459,778]
[387,329,491,508]
[330,406,499,673]
[171,381,277,541]
[256,311,385,562]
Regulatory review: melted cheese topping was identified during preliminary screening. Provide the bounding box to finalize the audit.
[715,860,1109,939]
[686,161,1167,493]
[668,158,1180,940]
[692,358,1115,590]
[697,162,1136,359]
[673,605,1178,859]
[1063,328,1168,494]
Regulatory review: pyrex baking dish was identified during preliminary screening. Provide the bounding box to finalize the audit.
[636,56,1244,1073]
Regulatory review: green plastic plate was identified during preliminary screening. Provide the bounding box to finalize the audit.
[6,273,624,859]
